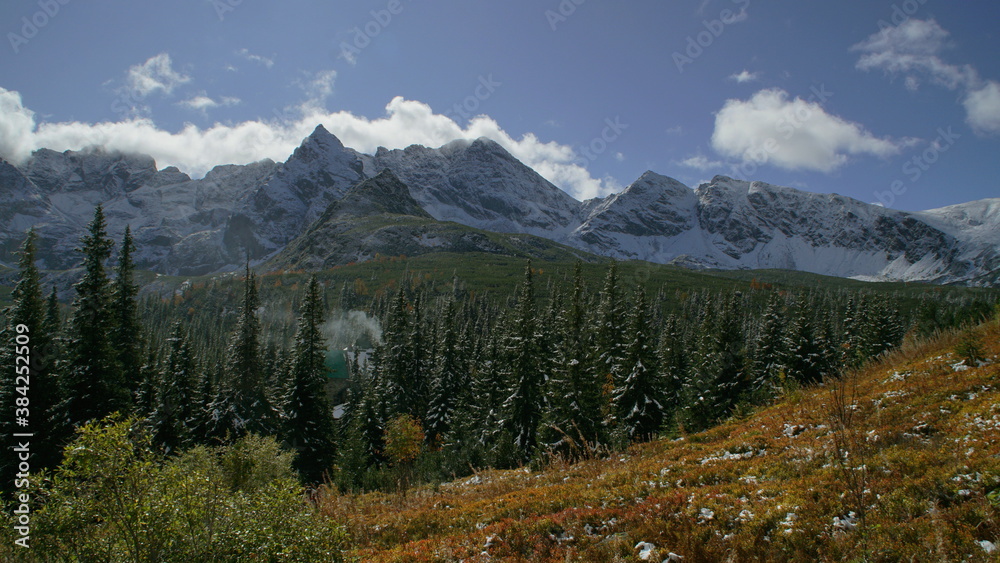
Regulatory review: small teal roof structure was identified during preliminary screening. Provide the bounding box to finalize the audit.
[323,349,349,379]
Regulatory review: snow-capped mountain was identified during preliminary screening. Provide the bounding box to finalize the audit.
[0,128,997,286]
[268,169,589,271]
[569,172,998,284]
[363,137,583,238]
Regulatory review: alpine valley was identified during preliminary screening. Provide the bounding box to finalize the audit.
[1,125,997,286]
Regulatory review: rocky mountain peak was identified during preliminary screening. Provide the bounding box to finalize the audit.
[327,170,430,219]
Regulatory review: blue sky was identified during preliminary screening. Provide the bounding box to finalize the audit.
[1,0,998,211]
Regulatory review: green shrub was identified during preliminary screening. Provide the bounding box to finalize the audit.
[1,416,348,562]
[954,333,985,365]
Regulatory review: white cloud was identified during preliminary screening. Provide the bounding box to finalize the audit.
[853,19,1000,135]
[0,89,36,164]
[678,154,724,170]
[963,81,1000,135]
[665,125,683,135]
[236,48,275,69]
[710,88,905,172]
[178,94,241,113]
[852,19,975,90]
[301,70,337,110]
[729,70,760,83]
[0,89,617,201]
[124,53,191,98]
[614,152,625,162]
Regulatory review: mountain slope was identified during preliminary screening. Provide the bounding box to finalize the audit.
[325,319,1000,562]
[570,173,999,285]
[1,130,997,286]
[268,170,594,271]
[365,137,583,238]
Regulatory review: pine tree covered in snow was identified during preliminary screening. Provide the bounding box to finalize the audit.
[499,262,544,463]
[611,286,664,442]
[110,225,145,395]
[425,294,464,447]
[60,206,128,427]
[0,230,64,477]
[656,313,687,431]
[540,262,603,456]
[280,276,336,483]
[150,321,197,452]
[375,287,412,420]
[682,293,746,431]
[593,261,626,424]
[783,300,824,385]
[748,294,787,396]
[204,265,272,440]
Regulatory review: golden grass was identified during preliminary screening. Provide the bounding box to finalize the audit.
[321,319,1000,562]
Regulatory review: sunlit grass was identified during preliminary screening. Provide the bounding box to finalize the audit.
[322,318,1000,562]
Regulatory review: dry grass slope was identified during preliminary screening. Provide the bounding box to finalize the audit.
[321,318,1000,562]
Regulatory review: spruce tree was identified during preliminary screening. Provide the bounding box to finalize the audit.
[499,261,544,463]
[783,301,824,384]
[656,313,687,431]
[1,230,63,476]
[748,295,787,395]
[205,265,272,440]
[375,286,411,419]
[111,225,144,396]
[683,293,745,431]
[281,276,336,483]
[540,262,602,456]
[593,261,626,422]
[59,206,127,426]
[611,286,663,443]
[150,321,197,452]
[426,295,464,447]
[406,293,430,420]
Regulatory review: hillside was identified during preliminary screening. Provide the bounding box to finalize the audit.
[320,318,1000,562]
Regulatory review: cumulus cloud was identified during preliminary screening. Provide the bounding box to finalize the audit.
[236,48,275,69]
[852,19,999,135]
[729,70,760,83]
[710,88,906,172]
[0,88,617,201]
[124,53,191,98]
[0,89,36,163]
[963,81,1000,135]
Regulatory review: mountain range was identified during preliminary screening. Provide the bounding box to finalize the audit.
[1,124,997,286]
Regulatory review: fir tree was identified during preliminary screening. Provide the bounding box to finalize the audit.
[611,286,663,443]
[683,293,745,430]
[1,230,64,475]
[59,206,127,426]
[656,313,687,431]
[748,295,786,395]
[783,301,824,384]
[540,262,602,456]
[150,322,197,452]
[406,293,430,420]
[375,286,411,419]
[425,294,464,447]
[337,368,384,490]
[592,261,626,422]
[111,225,144,396]
[499,261,544,463]
[281,276,336,483]
[205,265,272,440]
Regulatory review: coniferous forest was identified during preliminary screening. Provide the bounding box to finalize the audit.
[1,206,998,561]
